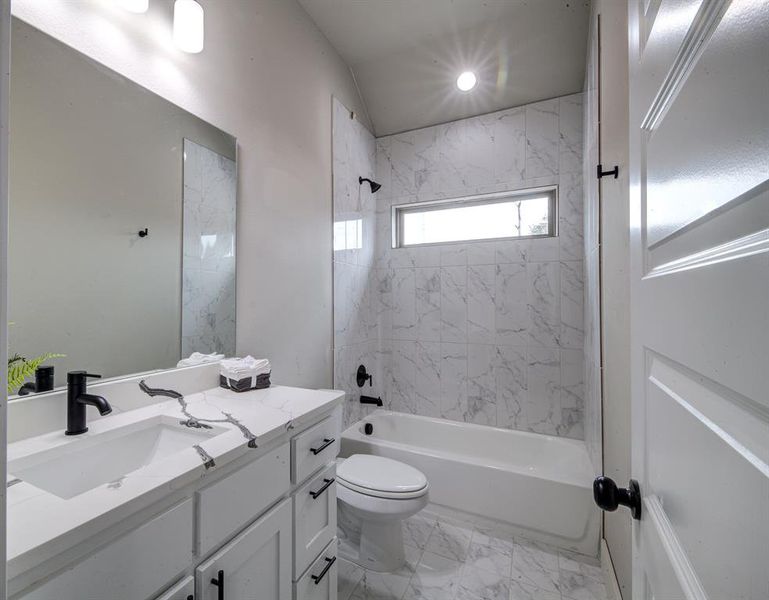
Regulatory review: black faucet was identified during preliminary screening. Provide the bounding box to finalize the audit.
[65,371,112,435]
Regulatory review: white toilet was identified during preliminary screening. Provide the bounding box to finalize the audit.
[336,454,429,572]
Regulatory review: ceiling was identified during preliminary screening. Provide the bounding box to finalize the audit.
[299,0,590,136]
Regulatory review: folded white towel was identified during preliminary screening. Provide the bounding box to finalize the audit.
[177,352,225,368]
[220,356,271,378]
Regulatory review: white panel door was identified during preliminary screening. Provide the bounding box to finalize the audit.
[196,498,292,600]
[628,1,769,599]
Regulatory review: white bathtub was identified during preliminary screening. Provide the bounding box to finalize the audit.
[341,411,600,555]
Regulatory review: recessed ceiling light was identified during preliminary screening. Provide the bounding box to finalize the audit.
[456,71,477,92]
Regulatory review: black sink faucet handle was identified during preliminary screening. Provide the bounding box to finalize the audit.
[68,371,102,382]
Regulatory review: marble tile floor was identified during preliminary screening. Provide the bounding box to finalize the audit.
[339,512,607,600]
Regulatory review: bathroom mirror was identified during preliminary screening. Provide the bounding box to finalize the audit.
[7,18,237,393]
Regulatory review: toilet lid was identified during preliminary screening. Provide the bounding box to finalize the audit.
[337,455,427,495]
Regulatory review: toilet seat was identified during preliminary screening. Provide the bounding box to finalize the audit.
[336,454,429,572]
[337,455,428,500]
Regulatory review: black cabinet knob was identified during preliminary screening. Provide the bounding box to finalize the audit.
[593,476,642,520]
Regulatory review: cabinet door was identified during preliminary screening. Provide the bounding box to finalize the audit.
[155,576,194,600]
[196,498,292,600]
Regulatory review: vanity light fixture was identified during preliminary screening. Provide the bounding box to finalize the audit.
[173,0,205,54]
[456,71,477,92]
[117,0,149,13]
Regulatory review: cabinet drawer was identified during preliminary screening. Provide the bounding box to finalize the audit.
[291,409,341,484]
[20,499,193,600]
[294,538,338,600]
[155,576,194,600]
[197,443,290,556]
[293,463,337,578]
[196,498,292,600]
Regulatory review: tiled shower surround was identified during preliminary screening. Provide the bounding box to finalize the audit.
[332,98,383,427]
[333,94,585,439]
[182,139,237,357]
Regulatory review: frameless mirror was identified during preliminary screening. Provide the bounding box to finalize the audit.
[8,18,237,394]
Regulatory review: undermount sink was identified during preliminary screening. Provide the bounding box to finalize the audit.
[8,415,226,499]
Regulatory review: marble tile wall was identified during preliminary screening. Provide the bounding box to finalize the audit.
[181,139,237,358]
[372,94,586,439]
[332,98,383,427]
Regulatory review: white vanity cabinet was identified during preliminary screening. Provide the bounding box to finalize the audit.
[18,499,194,600]
[11,404,343,600]
[290,409,341,600]
[195,499,293,600]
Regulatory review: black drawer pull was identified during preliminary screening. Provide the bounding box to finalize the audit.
[310,437,335,455]
[310,477,335,499]
[210,569,224,600]
[186,596,194,600]
[311,556,337,585]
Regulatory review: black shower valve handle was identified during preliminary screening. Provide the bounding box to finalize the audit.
[356,364,373,388]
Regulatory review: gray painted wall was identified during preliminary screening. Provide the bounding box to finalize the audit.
[12,0,370,390]
[9,18,235,387]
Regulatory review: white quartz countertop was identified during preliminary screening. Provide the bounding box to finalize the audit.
[6,384,344,578]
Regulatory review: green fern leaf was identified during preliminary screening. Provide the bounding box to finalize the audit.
[7,353,65,394]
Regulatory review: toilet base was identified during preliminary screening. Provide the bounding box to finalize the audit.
[337,492,427,573]
[358,519,406,572]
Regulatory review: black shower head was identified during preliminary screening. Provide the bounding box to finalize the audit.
[359,177,382,194]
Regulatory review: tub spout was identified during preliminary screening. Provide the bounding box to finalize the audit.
[360,395,383,407]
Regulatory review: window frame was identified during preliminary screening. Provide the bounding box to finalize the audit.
[391,185,559,249]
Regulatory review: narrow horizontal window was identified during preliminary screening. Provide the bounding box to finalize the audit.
[392,187,557,248]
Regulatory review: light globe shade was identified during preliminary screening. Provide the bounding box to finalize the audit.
[117,0,149,13]
[456,71,477,92]
[173,0,204,54]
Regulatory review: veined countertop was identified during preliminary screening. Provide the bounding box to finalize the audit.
[6,383,344,579]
